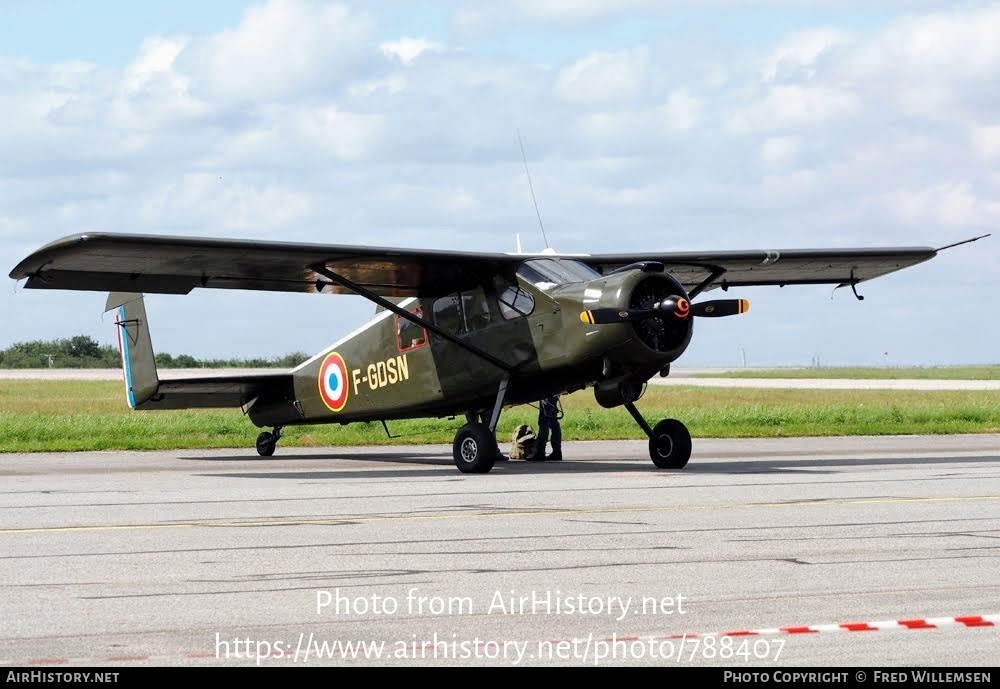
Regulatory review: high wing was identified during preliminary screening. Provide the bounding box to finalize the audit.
[10,232,984,299]
[10,232,521,297]
[581,247,938,297]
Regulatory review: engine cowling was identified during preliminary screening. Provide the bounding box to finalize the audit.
[566,268,695,398]
[626,273,694,355]
[567,265,749,407]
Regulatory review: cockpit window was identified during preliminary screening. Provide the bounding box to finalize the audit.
[494,275,534,319]
[516,259,601,288]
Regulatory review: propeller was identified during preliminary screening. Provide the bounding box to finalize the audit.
[581,298,748,324]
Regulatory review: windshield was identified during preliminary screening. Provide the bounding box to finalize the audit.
[516,259,601,287]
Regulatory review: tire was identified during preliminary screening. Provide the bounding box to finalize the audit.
[256,431,276,457]
[648,418,691,469]
[453,423,497,474]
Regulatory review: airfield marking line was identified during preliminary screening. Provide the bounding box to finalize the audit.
[1,494,999,535]
[2,614,997,667]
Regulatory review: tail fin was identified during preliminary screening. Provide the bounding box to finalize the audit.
[105,292,159,408]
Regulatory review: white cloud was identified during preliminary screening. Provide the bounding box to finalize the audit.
[972,125,1000,159]
[835,6,1000,121]
[123,36,187,95]
[761,28,852,81]
[454,0,660,33]
[291,106,386,161]
[190,0,377,104]
[759,136,801,167]
[113,36,209,130]
[726,85,858,134]
[855,6,1000,80]
[347,74,407,98]
[380,37,445,66]
[138,175,313,233]
[887,184,1000,230]
[660,89,702,132]
[555,46,650,106]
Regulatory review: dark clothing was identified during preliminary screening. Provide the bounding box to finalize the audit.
[535,395,562,459]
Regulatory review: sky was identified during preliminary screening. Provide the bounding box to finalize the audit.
[1,0,997,367]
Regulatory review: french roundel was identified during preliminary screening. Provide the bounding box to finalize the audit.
[318,352,349,412]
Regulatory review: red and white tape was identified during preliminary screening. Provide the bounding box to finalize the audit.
[660,614,1000,638]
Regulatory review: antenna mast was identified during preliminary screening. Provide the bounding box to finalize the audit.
[517,129,550,249]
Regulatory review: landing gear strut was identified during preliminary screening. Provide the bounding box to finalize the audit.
[624,402,691,469]
[255,427,283,457]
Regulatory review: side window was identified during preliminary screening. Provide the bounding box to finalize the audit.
[433,288,493,335]
[494,276,534,319]
[462,287,492,331]
[396,308,427,352]
[433,295,463,335]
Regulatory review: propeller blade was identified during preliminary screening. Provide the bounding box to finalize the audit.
[580,296,691,325]
[581,295,691,324]
[580,308,656,324]
[690,299,749,317]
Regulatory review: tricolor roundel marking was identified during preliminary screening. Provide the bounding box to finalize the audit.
[318,352,350,412]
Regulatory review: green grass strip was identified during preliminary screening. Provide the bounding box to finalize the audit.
[1,381,998,452]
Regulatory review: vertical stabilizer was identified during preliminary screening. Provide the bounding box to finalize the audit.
[105,292,159,408]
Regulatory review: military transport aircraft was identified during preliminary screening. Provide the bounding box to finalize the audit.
[9,232,989,473]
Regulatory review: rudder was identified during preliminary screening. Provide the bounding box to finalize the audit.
[105,292,159,408]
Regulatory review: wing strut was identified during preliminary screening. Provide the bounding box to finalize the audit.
[308,264,515,374]
[688,266,727,299]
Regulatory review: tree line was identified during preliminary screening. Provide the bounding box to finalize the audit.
[0,336,308,369]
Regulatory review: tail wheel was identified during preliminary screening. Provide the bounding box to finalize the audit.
[649,419,691,469]
[453,422,497,474]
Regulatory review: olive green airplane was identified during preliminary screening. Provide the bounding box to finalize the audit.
[9,232,989,473]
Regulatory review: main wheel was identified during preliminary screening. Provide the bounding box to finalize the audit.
[256,431,276,457]
[648,418,691,469]
[453,422,497,474]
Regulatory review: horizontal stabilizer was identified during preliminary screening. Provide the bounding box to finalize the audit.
[142,374,294,410]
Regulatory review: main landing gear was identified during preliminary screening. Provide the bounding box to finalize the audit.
[453,376,509,474]
[624,402,692,469]
[255,427,283,457]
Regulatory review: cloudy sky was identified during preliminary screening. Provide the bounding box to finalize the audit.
[2,0,997,367]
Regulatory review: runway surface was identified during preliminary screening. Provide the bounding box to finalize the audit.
[2,435,999,667]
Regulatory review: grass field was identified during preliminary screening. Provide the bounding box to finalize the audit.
[696,365,1000,380]
[1,380,998,452]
